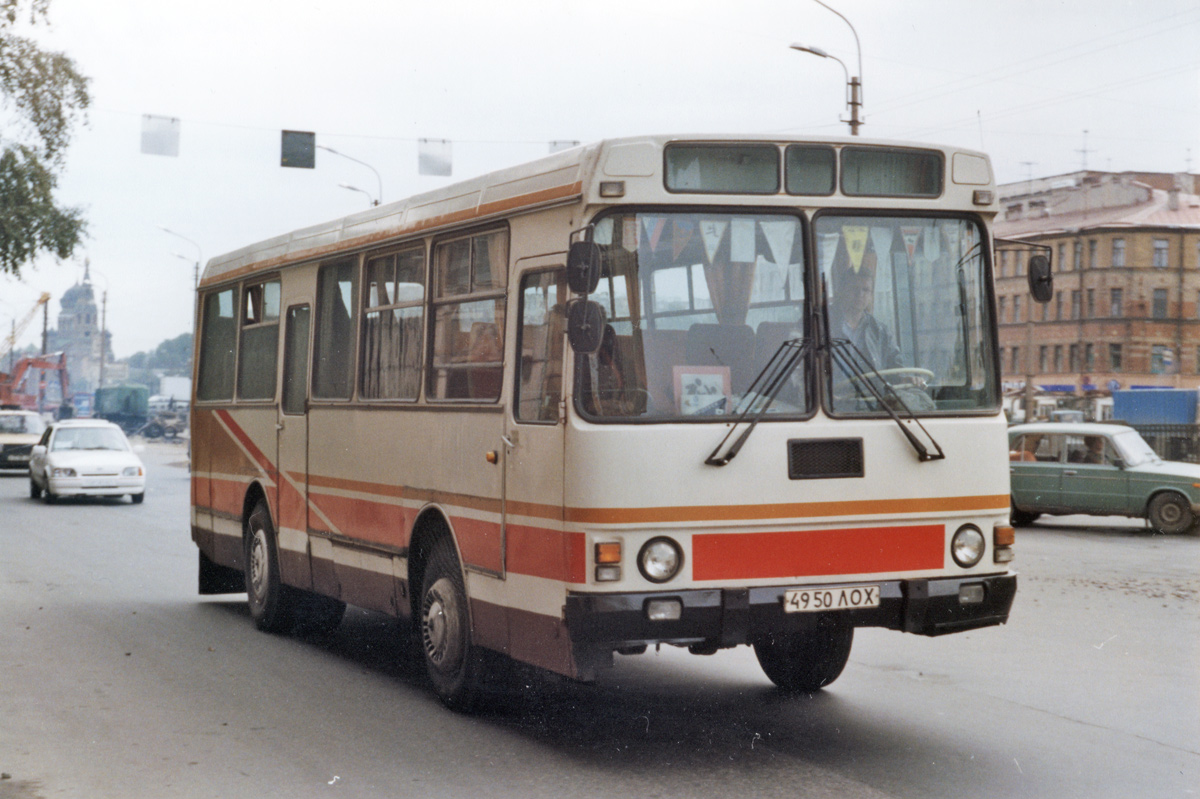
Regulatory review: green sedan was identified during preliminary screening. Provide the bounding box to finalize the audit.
[1009,422,1200,534]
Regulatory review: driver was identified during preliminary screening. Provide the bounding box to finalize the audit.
[830,251,902,371]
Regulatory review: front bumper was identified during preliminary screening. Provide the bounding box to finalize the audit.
[565,574,1017,651]
[47,476,145,497]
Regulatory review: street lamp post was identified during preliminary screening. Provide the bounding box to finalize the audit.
[789,1,864,136]
[158,226,201,290]
[338,182,377,208]
[318,144,382,206]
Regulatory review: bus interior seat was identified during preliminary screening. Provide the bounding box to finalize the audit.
[685,323,755,394]
[641,329,686,409]
[754,321,802,379]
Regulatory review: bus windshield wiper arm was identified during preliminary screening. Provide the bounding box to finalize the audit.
[705,338,810,467]
[829,339,945,463]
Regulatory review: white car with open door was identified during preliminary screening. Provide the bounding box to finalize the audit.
[29,419,146,504]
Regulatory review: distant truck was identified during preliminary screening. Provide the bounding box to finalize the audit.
[94,384,150,434]
[1111,389,1199,425]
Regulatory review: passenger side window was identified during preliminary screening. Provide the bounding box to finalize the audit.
[313,259,358,399]
[429,229,508,401]
[361,246,425,400]
[197,288,236,401]
[237,279,280,400]
[515,270,567,422]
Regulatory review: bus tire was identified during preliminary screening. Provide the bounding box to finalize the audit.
[245,500,296,633]
[1147,492,1193,535]
[419,537,483,710]
[753,622,853,693]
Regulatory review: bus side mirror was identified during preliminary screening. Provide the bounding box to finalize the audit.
[1028,254,1053,303]
[567,299,606,354]
[567,241,602,294]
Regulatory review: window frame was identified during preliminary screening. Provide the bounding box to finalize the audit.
[360,243,428,403]
[427,226,510,404]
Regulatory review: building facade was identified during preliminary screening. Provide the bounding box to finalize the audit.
[45,265,112,396]
[994,171,1200,416]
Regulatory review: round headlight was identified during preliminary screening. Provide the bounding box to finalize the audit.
[638,537,683,583]
[951,525,985,568]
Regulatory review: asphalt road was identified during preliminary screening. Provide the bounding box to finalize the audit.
[1,444,1197,798]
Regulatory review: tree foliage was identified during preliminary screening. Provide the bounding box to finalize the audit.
[0,0,89,275]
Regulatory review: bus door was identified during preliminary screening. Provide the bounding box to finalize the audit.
[276,301,314,589]
[502,265,568,660]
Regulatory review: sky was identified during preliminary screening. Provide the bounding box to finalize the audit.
[2,0,1198,359]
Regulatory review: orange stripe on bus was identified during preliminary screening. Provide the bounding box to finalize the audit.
[565,495,1009,525]
[692,525,945,581]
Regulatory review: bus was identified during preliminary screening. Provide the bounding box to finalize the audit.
[190,134,1050,709]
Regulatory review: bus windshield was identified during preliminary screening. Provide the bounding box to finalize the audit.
[580,209,809,420]
[820,214,997,415]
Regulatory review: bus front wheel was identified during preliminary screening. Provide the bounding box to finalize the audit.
[419,537,484,710]
[753,623,853,693]
[245,501,296,633]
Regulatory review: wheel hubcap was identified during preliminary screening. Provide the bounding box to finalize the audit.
[421,578,462,672]
[249,528,268,600]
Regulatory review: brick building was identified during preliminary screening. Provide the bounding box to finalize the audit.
[994,171,1200,415]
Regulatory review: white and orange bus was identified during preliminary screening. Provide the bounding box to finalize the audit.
[191,134,1049,709]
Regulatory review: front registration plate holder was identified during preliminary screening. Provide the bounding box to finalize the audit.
[784,585,881,613]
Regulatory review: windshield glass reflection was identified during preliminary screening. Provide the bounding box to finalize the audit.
[819,214,997,415]
[578,210,809,421]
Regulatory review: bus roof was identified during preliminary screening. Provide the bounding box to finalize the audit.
[201,133,995,288]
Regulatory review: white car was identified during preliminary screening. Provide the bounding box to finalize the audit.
[29,419,146,504]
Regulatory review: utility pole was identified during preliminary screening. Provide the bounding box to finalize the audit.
[39,302,47,414]
[98,290,107,389]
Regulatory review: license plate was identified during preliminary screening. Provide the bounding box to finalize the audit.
[784,585,881,613]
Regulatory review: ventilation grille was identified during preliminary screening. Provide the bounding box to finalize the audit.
[788,438,864,480]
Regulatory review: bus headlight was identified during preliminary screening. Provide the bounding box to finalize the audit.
[951,525,985,568]
[638,537,683,583]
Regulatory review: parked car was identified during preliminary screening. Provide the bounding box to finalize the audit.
[28,419,146,504]
[1009,422,1200,534]
[0,409,47,469]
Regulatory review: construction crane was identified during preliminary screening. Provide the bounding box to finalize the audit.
[1,292,51,365]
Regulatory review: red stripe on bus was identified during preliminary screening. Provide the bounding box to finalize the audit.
[214,409,276,479]
[506,524,586,583]
[306,490,410,548]
[692,525,945,581]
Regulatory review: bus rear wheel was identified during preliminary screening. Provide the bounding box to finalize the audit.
[753,623,853,692]
[419,537,484,710]
[245,501,296,633]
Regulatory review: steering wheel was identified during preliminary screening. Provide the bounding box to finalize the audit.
[833,367,935,398]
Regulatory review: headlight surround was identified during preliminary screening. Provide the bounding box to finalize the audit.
[637,537,683,583]
[122,466,143,476]
[51,467,76,477]
[951,525,986,568]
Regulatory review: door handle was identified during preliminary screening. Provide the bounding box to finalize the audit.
[1063,469,1077,476]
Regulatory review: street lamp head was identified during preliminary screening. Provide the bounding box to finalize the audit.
[790,43,830,58]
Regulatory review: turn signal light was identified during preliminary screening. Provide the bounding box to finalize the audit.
[595,542,622,564]
[994,524,1015,564]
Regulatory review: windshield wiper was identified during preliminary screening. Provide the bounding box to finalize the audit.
[705,337,810,466]
[829,339,945,462]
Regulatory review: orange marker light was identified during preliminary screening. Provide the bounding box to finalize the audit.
[595,542,622,564]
